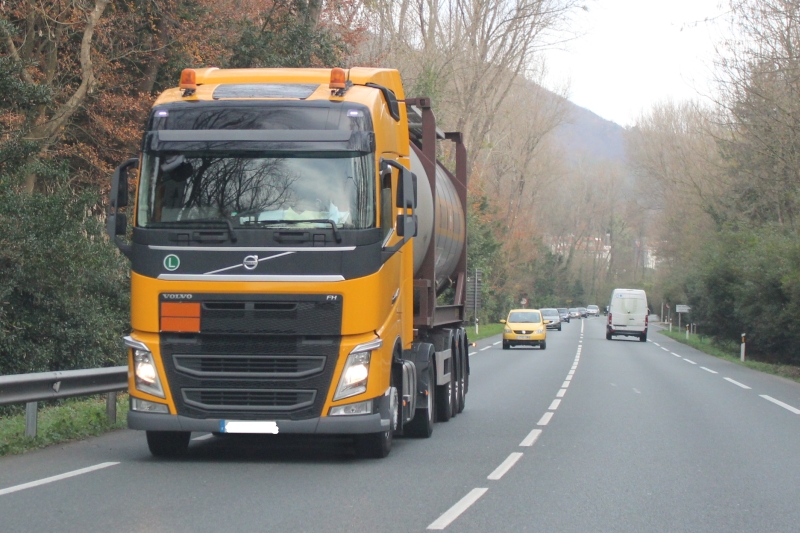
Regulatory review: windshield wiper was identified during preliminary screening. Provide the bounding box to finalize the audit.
[156,218,238,243]
[255,219,342,243]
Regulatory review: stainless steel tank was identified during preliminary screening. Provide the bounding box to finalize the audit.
[409,149,466,289]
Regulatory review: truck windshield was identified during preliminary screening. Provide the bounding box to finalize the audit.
[137,152,375,229]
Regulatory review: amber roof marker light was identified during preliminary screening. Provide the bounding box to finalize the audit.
[180,68,197,97]
[329,67,351,97]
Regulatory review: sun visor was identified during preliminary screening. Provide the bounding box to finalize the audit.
[145,129,375,153]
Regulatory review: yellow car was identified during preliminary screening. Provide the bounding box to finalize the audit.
[501,309,547,350]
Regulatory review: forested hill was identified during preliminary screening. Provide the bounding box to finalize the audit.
[553,100,627,165]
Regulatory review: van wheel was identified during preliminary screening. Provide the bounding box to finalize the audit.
[606,331,612,340]
[640,332,647,342]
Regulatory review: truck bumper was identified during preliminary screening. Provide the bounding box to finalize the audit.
[128,411,389,435]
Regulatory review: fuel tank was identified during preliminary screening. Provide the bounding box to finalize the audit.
[409,149,466,289]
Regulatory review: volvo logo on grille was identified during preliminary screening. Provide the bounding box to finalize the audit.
[243,255,259,270]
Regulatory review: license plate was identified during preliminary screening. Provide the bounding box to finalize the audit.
[518,335,530,340]
[220,420,279,434]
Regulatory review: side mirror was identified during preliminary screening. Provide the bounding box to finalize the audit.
[500,319,506,324]
[107,158,138,258]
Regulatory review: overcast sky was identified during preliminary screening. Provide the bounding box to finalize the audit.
[543,0,729,127]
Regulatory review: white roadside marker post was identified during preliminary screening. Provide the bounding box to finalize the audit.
[741,333,746,362]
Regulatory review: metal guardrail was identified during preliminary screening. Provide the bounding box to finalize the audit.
[0,366,128,438]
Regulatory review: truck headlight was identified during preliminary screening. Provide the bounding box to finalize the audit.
[334,339,381,401]
[125,336,165,398]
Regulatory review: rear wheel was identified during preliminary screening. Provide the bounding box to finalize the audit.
[606,331,612,340]
[405,347,435,438]
[640,332,648,342]
[436,370,453,422]
[146,431,190,458]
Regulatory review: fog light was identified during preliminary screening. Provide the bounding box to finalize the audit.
[329,399,373,416]
[131,398,169,413]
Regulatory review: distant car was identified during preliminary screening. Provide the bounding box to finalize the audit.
[501,309,547,350]
[540,308,562,331]
[578,307,587,318]
[587,305,599,317]
[558,307,570,323]
[569,308,580,319]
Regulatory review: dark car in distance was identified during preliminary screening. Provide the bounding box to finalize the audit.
[558,308,570,323]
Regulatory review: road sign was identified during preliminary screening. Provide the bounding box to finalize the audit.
[676,305,691,313]
[466,268,482,319]
[520,298,528,306]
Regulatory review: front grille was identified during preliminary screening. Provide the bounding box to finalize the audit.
[160,333,340,421]
[173,355,326,378]
[200,298,341,335]
[182,389,316,411]
[514,330,532,334]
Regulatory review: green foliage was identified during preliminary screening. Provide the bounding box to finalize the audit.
[0,179,131,375]
[467,194,508,321]
[0,394,129,457]
[228,1,346,68]
[685,227,800,365]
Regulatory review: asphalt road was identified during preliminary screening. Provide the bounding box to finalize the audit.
[2,317,800,532]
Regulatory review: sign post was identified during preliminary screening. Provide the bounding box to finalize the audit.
[466,268,483,334]
[675,305,690,333]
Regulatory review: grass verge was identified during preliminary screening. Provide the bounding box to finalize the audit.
[466,323,505,342]
[0,393,129,457]
[658,329,800,384]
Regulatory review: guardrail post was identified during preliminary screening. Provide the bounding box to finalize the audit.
[106,392,117,424]
[25,401,38,438]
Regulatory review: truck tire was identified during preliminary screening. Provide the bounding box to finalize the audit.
[436,377,453,422]
[146,431,190,457]
[405,361,434,438]
[456,336,466,414]
[356,383,397,458]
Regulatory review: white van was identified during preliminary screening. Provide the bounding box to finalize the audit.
[606,289,649,342]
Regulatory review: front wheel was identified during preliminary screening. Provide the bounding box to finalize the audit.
[356,386,397,458]
[540,341,547,350]
[558,324,562,331]
[502,340,509,350]
[146,431,190,457]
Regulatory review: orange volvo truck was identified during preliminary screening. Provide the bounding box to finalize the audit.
[107,67,469,458]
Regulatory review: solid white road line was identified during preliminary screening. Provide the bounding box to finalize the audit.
[683,359,697,365]
[581,321,584,333]
[0,462,119,497]
[700,367,718,374]
[520,428,543,447]
[537,412,554,426]
[556,388,567,398]
[427,488,488,530]
[548,399,561,410]
[480,346,491,351]
[759,395,800,414]
[493,341,501,345]
[724,377,752,389]
[192,433,214,441]
[562,381,570,388]
[487,452,524,480]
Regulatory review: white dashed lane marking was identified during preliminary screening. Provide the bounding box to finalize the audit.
[556,389,566,398]
[0,462,119,497]
[469,352,477,356]
[562,381,570,388]
[537,412,554,426]
[487,453,524,480]
[700,367,718,374]
[724,377,752,389]
[480,346,491,351]
[759,395,800,414]
[548,399,561,410]
[427,488,488,530]
[683,359,697,365]
[493,341,501,345]
[520,429,542,447]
